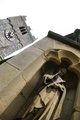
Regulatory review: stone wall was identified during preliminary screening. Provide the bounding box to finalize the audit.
[0,36,80,120]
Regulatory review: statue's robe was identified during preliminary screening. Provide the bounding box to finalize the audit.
[22,76,66,120]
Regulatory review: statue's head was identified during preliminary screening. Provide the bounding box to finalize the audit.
[58,68,67,76]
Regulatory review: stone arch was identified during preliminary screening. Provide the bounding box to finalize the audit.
[45,49,80,76]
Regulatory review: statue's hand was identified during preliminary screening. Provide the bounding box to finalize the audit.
[44,74,54,80]
[54,84,65,91]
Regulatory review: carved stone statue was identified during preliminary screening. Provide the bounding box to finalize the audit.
[20,68,67,120]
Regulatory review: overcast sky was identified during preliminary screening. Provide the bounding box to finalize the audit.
[0,0,80,40]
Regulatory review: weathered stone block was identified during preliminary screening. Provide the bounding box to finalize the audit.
[0,74,26,115]
[1,94,26,120]
[22,69,43,99]
[0,62,19,91]
[34,37,55,51]
[7,46,43,70]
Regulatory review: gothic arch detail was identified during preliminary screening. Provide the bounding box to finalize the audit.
[45,49,80,76]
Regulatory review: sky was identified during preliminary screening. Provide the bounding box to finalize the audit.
[0,0,80,58]
[0,0,80,40]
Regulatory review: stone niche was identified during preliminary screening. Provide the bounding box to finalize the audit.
[0,38,80,120]
[20,50,80,120]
